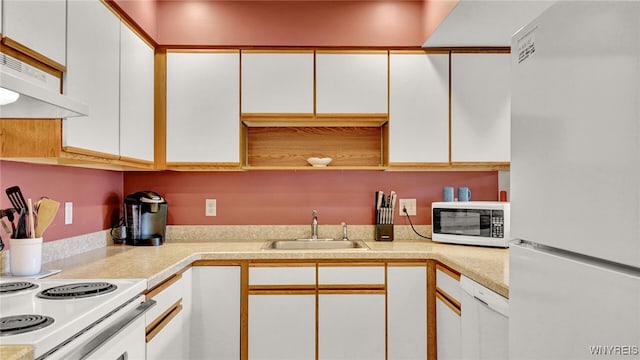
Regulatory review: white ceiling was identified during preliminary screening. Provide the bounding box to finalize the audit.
[424,0,556,47]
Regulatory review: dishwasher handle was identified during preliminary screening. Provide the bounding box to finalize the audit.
[460,275,509,317]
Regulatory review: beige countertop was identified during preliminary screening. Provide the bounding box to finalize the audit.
[2,239,508,360]
[45,239,509,297]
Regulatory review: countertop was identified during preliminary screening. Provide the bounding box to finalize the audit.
[44,239,509,297]
[2,239,508,360]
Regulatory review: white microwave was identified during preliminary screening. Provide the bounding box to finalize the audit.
[432,201,510,248]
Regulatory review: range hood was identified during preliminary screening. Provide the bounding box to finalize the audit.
[0,53,88,119]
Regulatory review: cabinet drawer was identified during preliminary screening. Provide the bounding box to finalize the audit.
[249,265,316,286]
[436,264,461,301]
[318,265,385,285]
[145,273,184,325]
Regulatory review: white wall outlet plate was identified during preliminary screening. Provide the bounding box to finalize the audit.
[399,198,417,216]
[205,199,217,217]
[64,202,73,225]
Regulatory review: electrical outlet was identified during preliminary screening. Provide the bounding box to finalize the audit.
[64,202,73,225]
[205,199,217,217]
[399,199,416,216]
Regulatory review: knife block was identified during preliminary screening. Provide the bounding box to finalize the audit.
[375,224,394,242]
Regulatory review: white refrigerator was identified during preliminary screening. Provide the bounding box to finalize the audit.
[509,2,640,360]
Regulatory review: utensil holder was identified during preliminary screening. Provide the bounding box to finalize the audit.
[375,224,394,242]
[10,237,43,276]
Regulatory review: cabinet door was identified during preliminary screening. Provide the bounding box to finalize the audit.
[387,265,427,360]
[316,52,388,114]
[119,23,154,162]
[2,0,66,67]
[451,53,510,163]
[249,294,316,360]
[147,308,185,360]
[318,293,385,360]
[191,266,241,359]
[166,51,240,163]
[241,51,314,114]
[436,294,462,360]
[389,52,449,164]
[64,0,120,156]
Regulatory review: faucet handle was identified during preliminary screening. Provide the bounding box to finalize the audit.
[312,209,318,217]
[341,222,349,241]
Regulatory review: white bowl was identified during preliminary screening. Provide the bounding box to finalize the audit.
[307,157,332,167]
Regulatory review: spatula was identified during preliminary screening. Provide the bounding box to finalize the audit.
[5,186,27,211]
[35,198,60,238]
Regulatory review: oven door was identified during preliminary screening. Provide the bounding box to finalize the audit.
[44,296,155,360]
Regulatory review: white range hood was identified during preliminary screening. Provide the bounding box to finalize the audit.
[0,53,88,119]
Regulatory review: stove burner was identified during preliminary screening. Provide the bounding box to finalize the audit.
[37,282,117,299]
[0,314,55,336]
[0,281,38,294]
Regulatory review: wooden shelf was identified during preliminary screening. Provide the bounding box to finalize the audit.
[241,113,388,128]
[244,126,385,168]
[243,165,387,171]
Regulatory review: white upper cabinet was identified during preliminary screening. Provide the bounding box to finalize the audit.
[389,52,450,164]
[451,53,511,163]
[64,0,120,156]
[166,51,240,163]
[316,52,388,114]
[2,0,67,67]
[241,51,314,114]
[119,23,154,162]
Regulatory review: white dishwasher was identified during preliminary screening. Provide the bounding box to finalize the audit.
[460,275,509,360]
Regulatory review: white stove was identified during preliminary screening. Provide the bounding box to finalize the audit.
[0,278,153,359]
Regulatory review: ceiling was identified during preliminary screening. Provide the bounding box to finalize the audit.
[424,0,556,47]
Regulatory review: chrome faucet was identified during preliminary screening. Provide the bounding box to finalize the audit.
[311,210,319,240]
[341,222,349,241]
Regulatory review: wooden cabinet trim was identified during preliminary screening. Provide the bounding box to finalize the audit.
[1,37,65,73]
[318,262,385,267]
[318,284,385,291]
[145,272,182,300]
[145,301,183,343]
[166,48,240,54]
[435,288,461,310]
[242,49,314,54]
[316,49,389,55]
[435,292,461,316]
[436,263,461,281]
[386,261,427,267]
[249,262,316,268]
[319,289,386,295]
[248,289,316,295]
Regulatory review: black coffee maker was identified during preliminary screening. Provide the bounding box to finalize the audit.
[124,191,167,246]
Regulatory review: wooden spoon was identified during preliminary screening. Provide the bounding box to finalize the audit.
[35,198,60,238]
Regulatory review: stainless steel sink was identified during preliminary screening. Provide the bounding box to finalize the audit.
[263,239,370,250]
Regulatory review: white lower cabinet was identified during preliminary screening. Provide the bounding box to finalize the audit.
[318,293,386,360]
[435,265,462,360]
[145,268,191,360]
[436,293,462,360]
[248,294,316,360]
[190,266,241,360]
[387,265,428,360]
[147,309,186,360]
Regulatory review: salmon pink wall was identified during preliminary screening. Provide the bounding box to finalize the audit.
[112,0,158,40]
[0,161,123,244]
[156,1,424,47]
[114,0,458,47]
[124,171,498,226]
